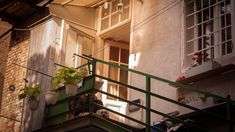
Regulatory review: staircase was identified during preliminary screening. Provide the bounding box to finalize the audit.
[35,55,235,132]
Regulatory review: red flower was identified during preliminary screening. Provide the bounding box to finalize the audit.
[176,76,186,82]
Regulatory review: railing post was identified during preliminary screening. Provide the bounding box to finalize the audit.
[89,60,96,113]
[146,76,151,132]
[226,96,233,132]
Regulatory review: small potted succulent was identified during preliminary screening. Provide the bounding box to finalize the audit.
[18,84,41,111]
[52,67,84,96]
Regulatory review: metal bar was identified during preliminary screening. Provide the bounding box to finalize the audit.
[55,62,88,70]
[13,63,53,78]
[73,53,92,61]
[75,63,89,69]
[226,96,233,132]
[95,74,228,121]
[89,60,96,113]
[83,55,235,104]
[95,89,208,132]
[146,77,151,132]
[0,115,20,122]
[91,115,132,132]
[54,63,69,68]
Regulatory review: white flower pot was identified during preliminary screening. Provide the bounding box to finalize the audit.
[45,91,59,105]
[65,84,77,96]
[28,99,39,111]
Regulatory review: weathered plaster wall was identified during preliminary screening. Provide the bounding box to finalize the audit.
[49,4,96,29]
[129,0,183,125]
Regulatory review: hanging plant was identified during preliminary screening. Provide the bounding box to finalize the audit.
[18,84,41,111]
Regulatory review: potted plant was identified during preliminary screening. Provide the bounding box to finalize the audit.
[18,84,41,111]
[45,85,59,105]
[52,67,84,96]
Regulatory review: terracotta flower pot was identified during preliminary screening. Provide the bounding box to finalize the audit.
[65,84,77,96]
[28,99,39,111]
[45,91,59,105]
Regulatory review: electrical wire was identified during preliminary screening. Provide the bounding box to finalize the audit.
[131,0,182,32]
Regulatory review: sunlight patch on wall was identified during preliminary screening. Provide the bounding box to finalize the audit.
[129,52,141,69]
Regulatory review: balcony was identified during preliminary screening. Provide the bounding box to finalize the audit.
[34,55,234,132]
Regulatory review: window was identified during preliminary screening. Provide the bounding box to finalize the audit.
[100,0,131,31]
[64,28,93,68]
[107,46,129,100]
[185,0,233,68]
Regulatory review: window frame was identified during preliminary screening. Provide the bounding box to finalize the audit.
[183,0,235,73]
[99,0,131,33]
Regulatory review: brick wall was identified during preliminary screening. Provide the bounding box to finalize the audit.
[0,39,29,132]
[0,33,11,110]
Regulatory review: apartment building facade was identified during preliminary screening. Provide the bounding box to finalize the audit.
[0,0,234,131]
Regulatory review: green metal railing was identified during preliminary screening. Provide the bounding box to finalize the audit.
[45,54,234,132]
[75,54,234,132]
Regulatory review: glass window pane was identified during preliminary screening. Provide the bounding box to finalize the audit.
[121,7,129,21]
[186,1,194,15]
[186,28,194,41]
[202,0,209,8]
[227,27,231,40]
[222,43,226,55]
[111,13,119,26]
[108,65,118,81]
[122,0,130,6]
[226,14,231,26]
[111,0,118,13]
[101,18,109,31]
[227,41,232,54]
[120,65,128,84]
[107,83,118,100]
[102,6,110,18]
[119,86,127,99]
[186,41,195,55]
[81,37,93,65]
[109,46,119,61]
[186,15,194,28]
[121,49,129,64]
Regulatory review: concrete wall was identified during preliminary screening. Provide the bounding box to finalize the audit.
[128,0,183,126]
[128,0,235,127]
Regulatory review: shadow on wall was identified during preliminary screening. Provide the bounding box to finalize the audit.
[22,45,60,132]
[21,19,63,131]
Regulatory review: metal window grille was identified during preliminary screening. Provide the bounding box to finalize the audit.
[185,0,233,68]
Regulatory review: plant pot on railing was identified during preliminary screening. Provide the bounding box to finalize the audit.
[45,91,59,105]
[18,84,41,111]
[65,84,77,96]
[52,67,85,97]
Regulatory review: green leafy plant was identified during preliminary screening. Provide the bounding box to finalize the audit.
[52,67,85,89]
[18,84,41,100]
